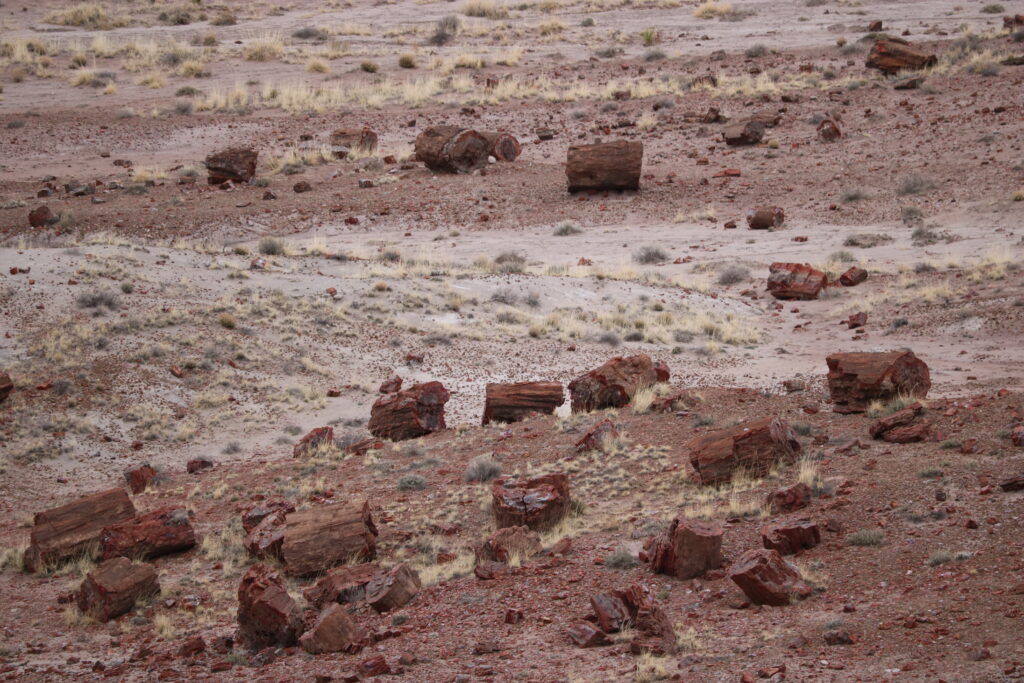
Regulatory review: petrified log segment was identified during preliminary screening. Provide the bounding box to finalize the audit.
[567,622,610,648]
[482,381,563,425]
[575,419,619,452]
[476,525,543,564]
[123,464,156,494]
[245,511,287,561]
[688,417,801,485]
[366,563,421,612]
[77,557,159,622]
[237,564,304,649]
[747,206,785,230]
[492,473,571,532]
[761,520,820,555]
[729,548,811,606]
[368,381,450,441]
[868,402,931,443]
[826,351,931,414]
[299,603,367,654]
[280,501,378,576]
[0,371,12,404]
[480,131,522,161]
[24,488,136,573]
[414,125,489,173]
[767,262,828,300]
[330,127,378,153]
[592,584,677,655]
[567,354,669,413]
[765,482,812,513]
[839,267,868,287]
[205,147,257,185]
[302,563,381,608]
[647,518,723,579]
[99,507,196,560]
[565,140,643,192]
[866,39,937,74]
[293,426,334,457]
[722,119,765,146]
[241,498,295,534]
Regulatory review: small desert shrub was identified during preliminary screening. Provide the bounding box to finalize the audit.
[179,60,209,78]
[463,0,508,19]
[554,221,582,236]
[913,262,936,274]
[398,474,427,491]
[210,11,236,25]
[398,53,416,69]
[598,332,621,346]
[292,26,329,40]
[464,456,501,482]
[244,35,284,62]
[158,6,193,25]
[717,264,749,285]
[919,467,944,479]
[745,43,768,58]
[175,86,202,97]
[580,17,595,26]
[981,3,1005,13]
[897,173,935,196]
[828,250,854,263]
[694,1,732,19]
[841,188,869,203]
[218,313,237,329]
[604,548,638,570]
[494,251,526,274]
[258,237,287,255]
[307,58,328,73]
[430,15,460,45]
[847,529,885,547]
[77,289,119,310]
[360,61,379,73]
[843,232,892,248]
[640,28,659,46]
[643,49,667,62]
[633,245,668,264]
[45,3,130,29]
[928,550,953,566]
[901,206,924,225]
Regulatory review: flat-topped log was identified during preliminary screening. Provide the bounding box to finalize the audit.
[482,381,563,425]
[24,489,136,573]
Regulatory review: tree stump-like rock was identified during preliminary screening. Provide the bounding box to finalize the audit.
[293,426,334,458]
[77,557,159,622]
[302,563,382,608]
[414,126,489,173]
[646,518,723,579]
[123,464,156,494]
[492,473,571,532]
[767,262,828,300]
[330,127,378,156]
[866,39,936,74]
[826,350,930,413]
[237,564,304,649]
[746,206,785,230]
[688,417,801,485]
[24,488,136,573]
[729,548,812,606]
[368,381,450,441]
[205,147,257,185]
[761,520,821,555]
[575,419,619,453]
[565,140,643,192]
[0,371,12,404]
[482,381,563,425]
[281,501,378,576]
[476,525,543,564]
[567,354,669,413]
[100,507,196,561]
[366,563,421,613]
[480,131,522,161]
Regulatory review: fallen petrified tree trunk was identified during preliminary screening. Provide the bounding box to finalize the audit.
[866,38,937,74]
[330,127,378,157]
[100,507,196,560]
[77,557,159,622]
[646,517,723,579]
[567,354,669,413]
[281,501,378,576]
[492,473,571,532]
[480,131,522,161]
[24,488,136,572]
[414,125,489,173]
[826,350,931,413]
[482,381,563,425]
[205,147,257,185]
[565,140,643,192]
[688,417,801,485]
[368,381,449,441]
[767,262,828,300]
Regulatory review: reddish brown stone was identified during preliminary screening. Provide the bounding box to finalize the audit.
[761,520,821,555]
[281,501,378,576]
[241,498,296,534]
[729,549,812,606]
[492,473,571,532]
[817,118,841,142]
[100,507,196,560]
[24,489,136,573]
[575,419,619,453]
[723,119,765,146]
[357,655,390,677]
[746,206,785,230]
[302,563,381,608]
[1011,425,1024,447]
[567,354,669,413]
[767,263,828,300]
[205,148,257,185]
[566,622,610,648]
[244,511,286,561]
[330,127,378,154]
[293,427,334,458]
[28,205,53,227]
[476,526,542,564]
[474,560,508,580]
[0,371,11,404]
[846,312,867,329]
[299,604,367,654]
[365,563,421,613]
[482,381,564,425]
[177,635,206,657]
[839,267,868,287]
[367,381,449,441]
[609,584,677,654]
[590,593,631,633]
[999,475,1024,492]
[688,417,801,485]
[77,557,159,622]
[869,402,930,443]
[379,376,402,394]
[647,518,723,579]
[766,482,813,513]
[124,464,156,494]
[186,458,213,474]
[866,38,937,74]
[237,564,303,649]
[826,351,931,414]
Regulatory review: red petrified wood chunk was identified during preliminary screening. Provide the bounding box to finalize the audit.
[761,520,821,555]
[299,603,367,654]
[123,464,157,494]
[729,549,812,606]
[24,488,136,573]
[567,354,669,413]
[766,482,813,513]
[476,526,543,564]
[646,518,723,579]
[688,417,801,485]
[237,564,303,649]
[293,427,334,457]
[100,507,196,560]
[302,563,382,608]
[481,381,564,425]
[868,402,931,443]
[77,557,159,622]
[492,473,571,532]
[826,351,930,414]
[281,501,378,576]
[575,419,619,453]
[367,381,450,441]
[767,262,828,300]
[365,563,421,613]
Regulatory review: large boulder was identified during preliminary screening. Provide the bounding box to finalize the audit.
[646,518,723,579]
[761,520,820,555]
[492,473,571,532]
[729,548,812,606]
[567,354,669,413]
[281,501,378,576]
[767,262,828,300]
[299,603,367,654]
[205,147,258,185]
[368,381,450,441]
[77,557,159,622]
[99,507,196,560]
[826,351,930,413]
[237,564,304,649]
[688,417,801,485]
[23,489,136,573]
[866,38,937,74]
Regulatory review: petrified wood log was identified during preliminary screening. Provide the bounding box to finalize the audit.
[368,381,450,441]
[280,501,378,576]
[415,125,489,173]
[24,488,136,572]
[77,557,159,622]
[366,563,421,612]
[237,563,303,648]
[688,417,801,485]
[767,262,828,300]
[99,507,196,560]
[492,473,571,532]
[482,381,563,425]
[205,147,257,185]
[866,38,937,74]
[330,127,378,155]
[565,140,643,192]
[480,131,522,161]
[826,350,931,413]
[568,354,669,413]
[647,517,723,579]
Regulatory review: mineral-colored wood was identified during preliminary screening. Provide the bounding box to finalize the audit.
[24,488,136,572]
[414,125,489,173]
[480,131,522,161]
[77,557,159,622]
[482,381,563,425]
[565,140,643,192]
[688,417,801,485]
[826,350,931,413]
[280,501,378,576]
[866,39,937,74]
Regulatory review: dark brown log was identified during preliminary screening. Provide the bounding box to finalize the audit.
[492,473,571,532]
[688,417,801,485]
[99,507,196,560]
[205,147,257,185]
[729,548,811,606]
[481,381,563,425]
[826,351,931,414]
[280,501,378,577]
[368,381,449,441]
[866,39,936,74]
[722,119,765,146]
[330,127,378,156]
[77,557,159,622]
[24,488,136,573]
[761,520,820,555]
[237,564,303,649]
[0,371,12,404]
[647,518,723,579]
[302,563,381,608]
[567,354,669,413]
[365,563,421,612]
[565,140,643,192]
[767,262,828,300]
[299,603,367,654]
[480,131,522,161]
[414,125,489,173]
[746,206,785,230]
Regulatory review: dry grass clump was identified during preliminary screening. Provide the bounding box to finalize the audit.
[45,3,131,29]
[244,34,284,62]
[463,0,509,19]
[306,58,329,73]
[693,1,732,18]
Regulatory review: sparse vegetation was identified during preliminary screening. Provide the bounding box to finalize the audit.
[847,529,885,547]
[633,246,669,264]
[464,455,501,482]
